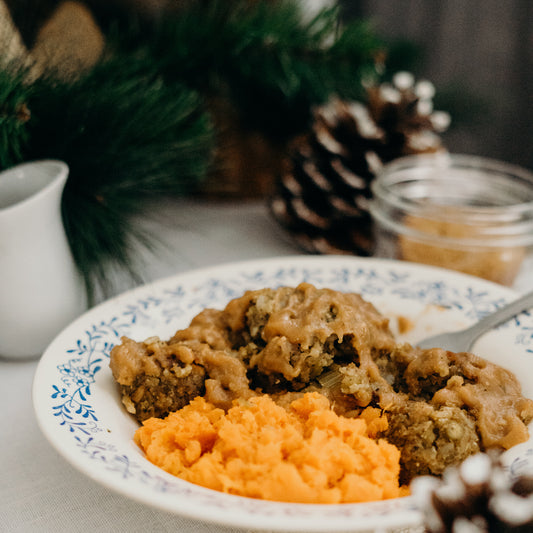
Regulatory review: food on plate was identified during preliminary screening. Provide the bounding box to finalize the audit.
[109,283,395,419]
[110,283,533,488]
[134,391,406,503]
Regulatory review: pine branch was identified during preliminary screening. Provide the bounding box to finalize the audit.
[0,61,32,169]
[111,0,383,140]
[24,56,215,302]
[0,1,398,303]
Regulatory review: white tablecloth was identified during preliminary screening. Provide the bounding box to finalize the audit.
[1,199,531,533]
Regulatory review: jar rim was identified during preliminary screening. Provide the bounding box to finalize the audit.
[373,153,533,214]
[370,153,533,247]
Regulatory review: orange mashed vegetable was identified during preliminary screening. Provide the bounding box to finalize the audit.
[134,392,407,504]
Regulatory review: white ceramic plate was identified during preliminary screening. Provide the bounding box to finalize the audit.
[33,256,533,533]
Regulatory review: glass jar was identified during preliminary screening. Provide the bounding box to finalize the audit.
[369,153,533,286]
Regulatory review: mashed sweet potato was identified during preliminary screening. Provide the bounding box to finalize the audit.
[134,391,406,504]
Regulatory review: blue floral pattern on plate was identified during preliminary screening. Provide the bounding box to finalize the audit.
[33,256,533,532]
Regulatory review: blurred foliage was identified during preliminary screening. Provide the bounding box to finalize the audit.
[0,0,430,302]
[108,0,384,141]
[0,61,32,168]
[1,56,214,302]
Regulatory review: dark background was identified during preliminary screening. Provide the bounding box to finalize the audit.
[343,0,533,171]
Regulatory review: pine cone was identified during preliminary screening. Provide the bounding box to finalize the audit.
[269,72,451,256]
[411,452,533,533]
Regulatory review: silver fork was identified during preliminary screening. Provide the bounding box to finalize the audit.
[416,288,533,352]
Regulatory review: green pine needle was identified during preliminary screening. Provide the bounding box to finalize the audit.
[24,56,215,303]
[0,61,32,169]
[112,0,383,140]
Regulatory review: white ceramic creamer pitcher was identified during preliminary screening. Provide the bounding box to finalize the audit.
[0,160,87,359]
